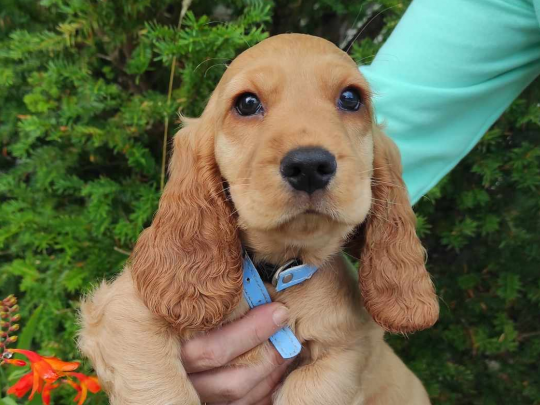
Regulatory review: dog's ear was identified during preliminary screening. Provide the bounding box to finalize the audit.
[356,128,439,333]
[130,115,242,334]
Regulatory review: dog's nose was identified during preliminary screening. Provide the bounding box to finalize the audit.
[280,147,337,194]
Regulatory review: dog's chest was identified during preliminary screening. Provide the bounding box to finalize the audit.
[265,255,365,346]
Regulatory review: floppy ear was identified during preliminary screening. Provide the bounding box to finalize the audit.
[130,116,243,335]
[358,127,439,333]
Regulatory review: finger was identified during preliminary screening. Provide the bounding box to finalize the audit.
[207,360,288,405]
[191,349,293,403]
[211,397,272,405]
[182,303,289,373]
[255,396,272,405]
[228,361,288,405]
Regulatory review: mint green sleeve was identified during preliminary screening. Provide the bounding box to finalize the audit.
[360,0,540,204]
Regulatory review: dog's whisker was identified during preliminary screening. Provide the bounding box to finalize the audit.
[194,57,233,73]
[373,163,395,170]
[207,186,234,202]
[355,165,394,176]
[346,5,398,54]
[228,207,241,218]
[349,2,367,36]
[343,251,361,262]
[204,63,229,77]
[371,197,400,206]
[368,204,387,214]
[208,188,250,206]
[353,54,377,65]
[209,181,251,200]
[420,194,434,203]
[242,37,253,49]
[367,209,394,225]
[371,180,406,190]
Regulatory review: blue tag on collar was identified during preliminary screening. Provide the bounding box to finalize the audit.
[273,263,319,292]
[242,254,302,359]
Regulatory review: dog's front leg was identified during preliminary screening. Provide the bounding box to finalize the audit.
[79,271,201,405]
[273,345,362,405]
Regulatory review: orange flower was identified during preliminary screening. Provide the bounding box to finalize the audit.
[65,372,101,405]
[7,349,59,400]
[8,375,61,405]
[7,372,33,398]
[5,349,98,405]
[43,355,80,373]
[3,358,27,366]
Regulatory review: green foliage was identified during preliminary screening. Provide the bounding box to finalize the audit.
[16,305,43,351]
[1,0,538,404]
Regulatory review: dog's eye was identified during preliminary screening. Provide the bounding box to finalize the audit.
[338,88,361,111]
[235,93,263,116]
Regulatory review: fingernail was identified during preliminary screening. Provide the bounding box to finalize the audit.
[272,306,289,327]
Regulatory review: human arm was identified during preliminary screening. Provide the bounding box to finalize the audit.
[360,0,540,204]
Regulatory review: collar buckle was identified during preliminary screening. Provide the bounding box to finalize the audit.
[271,259,298,288]
[272,260,319,292]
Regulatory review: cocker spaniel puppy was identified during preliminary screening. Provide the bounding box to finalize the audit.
[79,34,439,405]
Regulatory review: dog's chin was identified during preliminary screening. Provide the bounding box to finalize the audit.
[283,205,367,229]
[272,209,355,243]
[236,201,362,264]
[235,198,367,230]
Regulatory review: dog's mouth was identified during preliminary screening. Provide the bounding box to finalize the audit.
[222,177,361,231]
[281,189,350,226]
[301,208,333,219]
[286,205,340,226]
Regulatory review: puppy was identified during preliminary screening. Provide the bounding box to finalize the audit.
[79,34,438,405]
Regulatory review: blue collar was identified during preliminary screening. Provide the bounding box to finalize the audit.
[242,252,319,359]
[270,259,319,292]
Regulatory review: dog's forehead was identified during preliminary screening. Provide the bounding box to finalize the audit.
[216,34,362,97]
[223,34,356,79]
[238,34,350,60]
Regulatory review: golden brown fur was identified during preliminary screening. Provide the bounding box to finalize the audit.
[79,34,438,405]
[130,115,243,334]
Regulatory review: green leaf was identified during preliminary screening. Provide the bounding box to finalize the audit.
[126,41,153,76]
[61,268,86,293]
[415,214,432,238]
[481,214,500,236]
[17,305,43,350]
[28,395,43,405]
[7,366,30,382]
[458,274,480,290]
[496,273,522,303]
[1,397,18,405]
[6,260,39,280]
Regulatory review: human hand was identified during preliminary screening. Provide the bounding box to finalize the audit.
[181,303,294,405]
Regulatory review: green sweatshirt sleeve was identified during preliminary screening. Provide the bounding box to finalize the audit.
[360,0,540,204]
